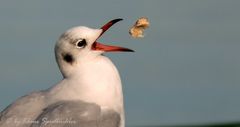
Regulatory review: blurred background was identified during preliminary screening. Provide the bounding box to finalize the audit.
[0,0,240,126]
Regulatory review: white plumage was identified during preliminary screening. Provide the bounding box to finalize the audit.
[0,19,133,127]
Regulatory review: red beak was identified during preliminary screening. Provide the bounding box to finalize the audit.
[91,18,134,52]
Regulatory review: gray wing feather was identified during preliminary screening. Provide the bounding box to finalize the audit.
[0,91,46,127]
[99,109,121,127]
[1,94,120,127]
[31,100,120,127]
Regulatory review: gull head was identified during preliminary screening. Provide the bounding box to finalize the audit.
[55,19,134,78]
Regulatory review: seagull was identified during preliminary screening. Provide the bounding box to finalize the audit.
[0,18,133,127]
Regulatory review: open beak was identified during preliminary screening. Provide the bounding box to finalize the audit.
[91,18,134,52]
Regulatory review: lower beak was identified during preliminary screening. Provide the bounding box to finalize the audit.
[92,42,134,52]
[91,18,134,52]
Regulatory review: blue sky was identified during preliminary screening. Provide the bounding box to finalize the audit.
[0,0,240,126]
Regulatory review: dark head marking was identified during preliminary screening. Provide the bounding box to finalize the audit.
[62,53,74,64]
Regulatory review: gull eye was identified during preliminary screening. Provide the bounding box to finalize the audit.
[76,39,87,48]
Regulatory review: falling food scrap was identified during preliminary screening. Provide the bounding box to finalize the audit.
[129,17,150,38]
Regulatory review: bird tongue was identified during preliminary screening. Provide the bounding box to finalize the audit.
[91,18,134,52]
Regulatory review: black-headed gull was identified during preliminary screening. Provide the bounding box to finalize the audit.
[0,19,133,127]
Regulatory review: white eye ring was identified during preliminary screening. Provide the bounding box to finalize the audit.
[76,39,87,48]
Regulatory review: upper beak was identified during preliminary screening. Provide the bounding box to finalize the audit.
[91,18,134,52]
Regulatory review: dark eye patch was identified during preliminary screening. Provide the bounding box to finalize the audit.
[62,53,74,64]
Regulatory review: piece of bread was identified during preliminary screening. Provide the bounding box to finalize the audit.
[129,17,150,38]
